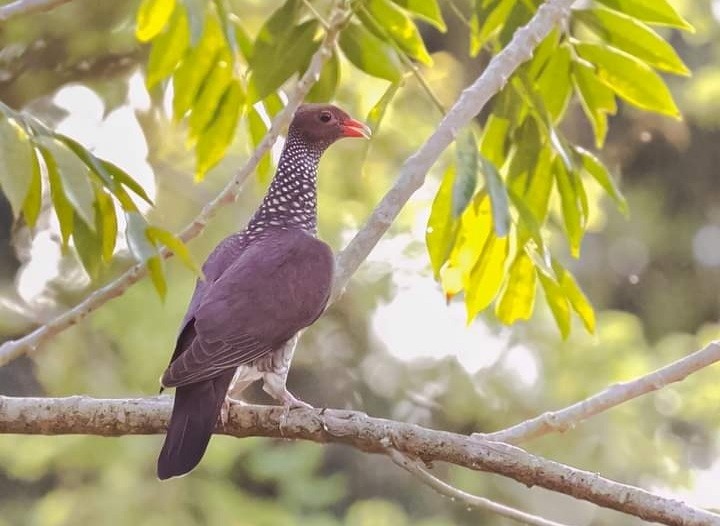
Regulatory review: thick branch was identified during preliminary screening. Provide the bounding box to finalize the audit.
[1,396,717,526]
[0,0,73,20]
[482,341,720,444]
[331,0,575,298]
[0,0,350,368]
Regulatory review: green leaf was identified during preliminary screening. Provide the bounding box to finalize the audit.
[453,130,477,218]
[146,6,190,89]
[213,0,239,58]
[479,113,509,167]
[366,80,402,133]
[339,22,403,82]
[426,165,459,276]
[527,29,560,80]
[535,44,572,121]
[552,258,595,333]
[470,0,515,55]
[125,211,156,263]
[465,232,509,322]
[73,212,102,280]
[359,0,433,65]
[575,42,680,118]
[575,7,690,76]
[94,187,117,262]
[576,146,628,215]
[390,0,446,32]
[136,0,176,42]
[22,150,42,228]
[554,158,584,258]
[99,160,154,207]
[36,137,95,228]
[146,226,202,277]
[596,0,693,32]
[188,54,233,141]
[40,146,74,246]
[306,52,340,103]
[479,154,510,237]
[572,60,617,147]
[172,14,225,118]
[496,250,537,324]
[248,0,319,101]
[233,18,254,62]
[508,187,544,248]
[148,256,167,299]
[523,143,553,223]
[196,80,244,179]
[537,270,571,338]
[0,115,34,218]
[247,105,272,184]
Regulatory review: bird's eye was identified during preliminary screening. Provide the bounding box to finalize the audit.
[319,111,332,123]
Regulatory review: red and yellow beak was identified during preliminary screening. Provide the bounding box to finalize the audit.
[340,118,372,139]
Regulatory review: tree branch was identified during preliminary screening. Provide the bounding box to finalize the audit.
[0,0,73,21]
[480,340,720,444]
[388,450,569,526]
[1,396,717,526]
[0,0,350,368]
[331,0,575,299]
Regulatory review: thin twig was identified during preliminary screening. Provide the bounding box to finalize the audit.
[1,396,717,526]
[388,450,569,526]
[0,0,351,368]
[480,340,720,444]
[0,0,73,20]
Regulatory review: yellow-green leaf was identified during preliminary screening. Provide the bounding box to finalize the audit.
[426,165,459,276]
[552,258,595,333]
[247,105,272,184]
[94,187,117,262]
[496,250,537,324]
[339,22,403,82]
[40,146,74,246]
[37,137,95,228]
[0,115,34,218]
[147,226,203,278]
[538,270,571,339]
[188,55,233,141]
[136,0,176,42]
[479,154,510,237]
[596,0,693,32]
[453,130,478,218]
[479,113,509,167]
[391,0,446,32]
[535,44,572,121]
[306,52,340,103]
[470,0,514,55]
[22,150,42,228]
[572,60,617,148]
[554,158,584,258]
[73,212,102,280]
[100,160,154,207]
[148,256,167,299]
[360,0,433,65]
[195,80,244,179]
[125,211,156,263]
[576,146,628,216]
[465,232,509,322]
[575,7,690,76]
[146,6,190,88]
[366,80,402,133]
[575,42,680,118]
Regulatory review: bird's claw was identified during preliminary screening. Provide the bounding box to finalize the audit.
[277,391,313,435]
[219,396,246,428]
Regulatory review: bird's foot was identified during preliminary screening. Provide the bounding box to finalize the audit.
[219,396,246,428]
[276,390,313,435]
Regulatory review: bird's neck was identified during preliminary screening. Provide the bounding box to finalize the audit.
[247,134,324,237]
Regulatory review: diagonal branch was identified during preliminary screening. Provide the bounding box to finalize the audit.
[0,0,73,21]
[388,450,569,526]
[0,0,351,368]
[1,395,717,526]
[481,340,720,444]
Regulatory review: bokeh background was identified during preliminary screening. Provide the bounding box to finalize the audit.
[1,0,719,524]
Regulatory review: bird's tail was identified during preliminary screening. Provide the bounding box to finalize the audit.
[157,370,234,480]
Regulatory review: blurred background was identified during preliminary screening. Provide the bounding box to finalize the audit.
[1,0,720,524]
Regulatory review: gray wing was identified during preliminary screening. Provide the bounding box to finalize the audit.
[162,230,333,388]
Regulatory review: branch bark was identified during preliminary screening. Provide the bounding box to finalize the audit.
[0,0,350,368]
[0,0,73,21]
[1,396,717,526]
[481,340,720,444]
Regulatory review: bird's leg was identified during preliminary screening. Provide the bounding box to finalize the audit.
[260,337,313,429]
[220,366,262,427]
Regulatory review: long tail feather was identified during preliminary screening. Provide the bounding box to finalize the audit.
[157,370,234,480]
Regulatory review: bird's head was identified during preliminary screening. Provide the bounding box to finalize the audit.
[289,103,371,148]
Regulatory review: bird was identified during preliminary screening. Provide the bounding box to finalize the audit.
[156,103,371,480]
